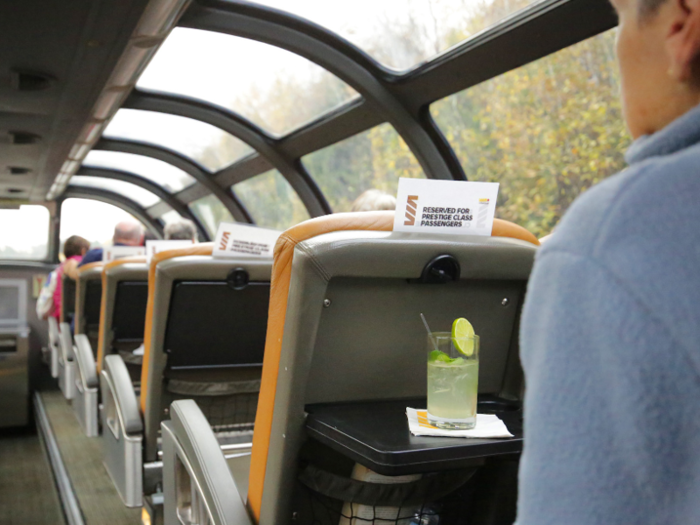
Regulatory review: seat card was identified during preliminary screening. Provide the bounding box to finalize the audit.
[394,178,499,236]
[212,222,280,259]
[145,240,194,264]
[102,246,146,262]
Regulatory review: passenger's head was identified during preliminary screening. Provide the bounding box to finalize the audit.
[113,221,144,246]
[350,189,397,212]
[63,235,90,258]
[610,0,700,138]
[164,219,198,242]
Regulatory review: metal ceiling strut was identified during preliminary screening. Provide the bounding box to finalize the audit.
[63,186,164,239]
[93,137,253,224]
[179,0,464,181]
[76,166,210,241]
[123,89,331,217]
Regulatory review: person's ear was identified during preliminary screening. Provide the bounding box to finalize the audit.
[667,0,700,81]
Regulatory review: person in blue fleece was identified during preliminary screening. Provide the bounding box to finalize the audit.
[517,0,700,523]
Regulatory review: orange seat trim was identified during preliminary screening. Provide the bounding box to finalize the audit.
[139,243,214,414]
[96,256,147,374]
[246,212,538,521]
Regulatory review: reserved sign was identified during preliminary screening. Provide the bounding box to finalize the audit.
[103,246,146,262]
[212,223,280,259]
[145,240,194,264]
[394,178,499,236]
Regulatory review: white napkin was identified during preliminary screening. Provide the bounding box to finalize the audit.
[133,343,145,356]
[406,408,513,438]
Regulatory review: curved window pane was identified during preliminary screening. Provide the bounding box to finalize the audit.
[60,198,138,248]
[83,151,195,192]
[431,29,629,239]
[138,28,358,136]
[70,176,161,208]
[255,0,539,71]
[233,170,309,230]
[0,205,49,260]
[302,123,424,212]
[103,109,254,171]
[160,210,182,225]
[189,195,233,239]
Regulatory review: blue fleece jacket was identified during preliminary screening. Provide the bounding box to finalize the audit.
[516,104,700,525]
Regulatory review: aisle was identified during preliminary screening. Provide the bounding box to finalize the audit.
[0,428,65,524]
[39,390,141,524]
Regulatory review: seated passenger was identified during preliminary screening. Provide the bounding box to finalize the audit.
[164,219,197,242]
[46,235,89,320]
[79,221,145,267]
[350,189,396,211]
[517,1,700,524]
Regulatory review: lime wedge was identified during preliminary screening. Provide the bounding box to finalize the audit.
[452,317,475,356]
[429,350,451,363]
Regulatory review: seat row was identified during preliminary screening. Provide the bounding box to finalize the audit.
[47,211,539,525]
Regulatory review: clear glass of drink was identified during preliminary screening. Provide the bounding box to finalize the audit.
[426,332,480,430]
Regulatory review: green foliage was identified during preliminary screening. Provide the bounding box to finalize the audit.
[233,170,309,230]
[189,195,233,238]
[433,26,629,238]
[195,0,630,238]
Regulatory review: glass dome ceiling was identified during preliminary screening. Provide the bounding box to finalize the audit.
[103,109,254,172]
[137,28,359,136]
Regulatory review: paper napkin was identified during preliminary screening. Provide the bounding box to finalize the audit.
[406,408,513,438]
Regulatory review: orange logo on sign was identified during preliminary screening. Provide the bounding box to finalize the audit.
[404,195,419,226]
[219,231,230,251]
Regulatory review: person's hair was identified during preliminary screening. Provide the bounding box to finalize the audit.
[350,189,396,212]
[164,219,197,241]
[113,221,144,243]
[639,0,667,18]
[63,235,90,258]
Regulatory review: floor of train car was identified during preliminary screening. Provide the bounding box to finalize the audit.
[0,364,141,525]
[0,426,65,524]
[38,389,141,524]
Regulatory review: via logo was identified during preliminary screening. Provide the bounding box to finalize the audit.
[404,195,419,226]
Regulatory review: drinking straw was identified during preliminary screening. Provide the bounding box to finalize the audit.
[420,313,439,351]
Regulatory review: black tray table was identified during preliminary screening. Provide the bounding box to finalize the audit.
[305,396,522,476]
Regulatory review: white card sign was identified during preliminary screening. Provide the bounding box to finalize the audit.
[145,240,195,264]
[212,223,281,259]
[394,178,499,236]
[102,246,146,263]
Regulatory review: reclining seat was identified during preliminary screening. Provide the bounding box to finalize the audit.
[101,243,272,508]
[74,261,104,353]
[57,269,80,398]
[72,257,148,437]
[160,211,540,525]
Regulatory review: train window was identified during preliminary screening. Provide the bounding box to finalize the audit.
[0,205,49,260]
[60,198,139,247]
[189,195,234,238]
[69,176,160,208]
[431,29,629,238]
[160,210,182,226]
[256,0,539,71]
[232,170,309,230]
[137,28,358,136]
[302,123,424,212]
[82,151,195,192]
[103,109,254,171]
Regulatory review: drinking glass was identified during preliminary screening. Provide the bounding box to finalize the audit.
[426,332,480,430]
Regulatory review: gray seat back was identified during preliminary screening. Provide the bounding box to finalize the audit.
[259,231,537,524]
[142,254,272,462]
[74,263,103,354]
[97,259,148,376]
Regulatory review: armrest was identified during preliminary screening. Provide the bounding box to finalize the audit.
[58,322,74,361]
[73,334,98,389]
[103,354,142,434]
[168,399,253,525]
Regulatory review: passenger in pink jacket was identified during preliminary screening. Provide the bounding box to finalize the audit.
[50,235,90,320]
